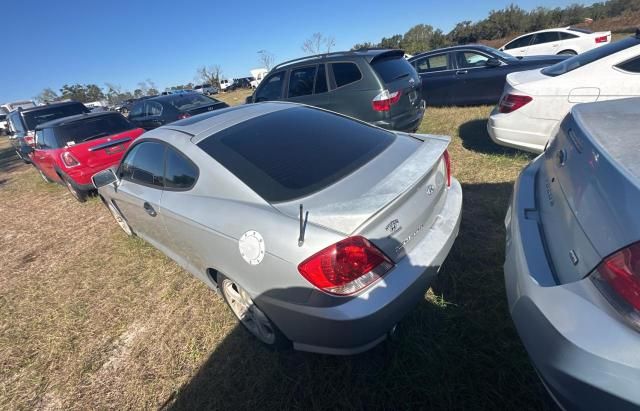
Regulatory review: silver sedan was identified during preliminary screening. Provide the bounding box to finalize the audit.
[93,102,463,354]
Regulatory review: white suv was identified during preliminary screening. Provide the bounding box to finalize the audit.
[500,27,611,57]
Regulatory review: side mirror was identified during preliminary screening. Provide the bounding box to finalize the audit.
[486,58,502,67]
[92,168,119,189]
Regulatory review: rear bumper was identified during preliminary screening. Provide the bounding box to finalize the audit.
[260,178,462,355]
[505,158,640,410]
[373,101,425,133]
[66,165,117,189]
[487,106,557,153]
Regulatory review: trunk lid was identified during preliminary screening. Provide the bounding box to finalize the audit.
[370,53,423,119]
[186,101,228,117]
[274,134,450,262]
[536,100,640,284]
[64,128,144,168]
[506,68,548,87]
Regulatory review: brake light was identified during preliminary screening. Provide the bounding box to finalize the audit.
[372,90,402,112]
[498,94,533,114]
[591,242,640,330]
[178,113,192,120]
[443,149,451,187]
[24,131,35,146]
[298,236,394,295]
[61,151,80,167]
[595,35,608,44]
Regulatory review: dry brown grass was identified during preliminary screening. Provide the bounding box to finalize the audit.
[0,102,549,410]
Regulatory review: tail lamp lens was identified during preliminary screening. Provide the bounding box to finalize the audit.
[61,151,80,167]
[178,113,192,120]
[498,94,533,114]
[595,35,608,44]
[443,149,452,187]
[298,236,394,295]
[372,90,402,112]
[591,242,640,329]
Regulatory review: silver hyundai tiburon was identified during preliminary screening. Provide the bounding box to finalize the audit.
[93,102,462,354]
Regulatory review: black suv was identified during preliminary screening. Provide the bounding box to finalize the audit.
[6,101,90,163]
[246,49,425,132]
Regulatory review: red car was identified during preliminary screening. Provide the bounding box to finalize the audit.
[29,112,144,201]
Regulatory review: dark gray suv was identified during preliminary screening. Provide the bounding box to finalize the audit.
[247,49,425,132]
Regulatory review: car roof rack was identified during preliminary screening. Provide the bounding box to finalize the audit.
[271,48,403,71]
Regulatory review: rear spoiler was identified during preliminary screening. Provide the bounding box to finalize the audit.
[369,49,406,64]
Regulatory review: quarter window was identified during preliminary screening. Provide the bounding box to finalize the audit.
[617,56,640,73]
[331,63,362,87]
[164,147,198,189]
[120,141,165,187]
[288,66,316,98]
[255,71,285,102]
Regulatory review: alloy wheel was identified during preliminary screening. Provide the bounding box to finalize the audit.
[221,279,276,345]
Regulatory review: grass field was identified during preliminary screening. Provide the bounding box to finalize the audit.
[0,91,548,410]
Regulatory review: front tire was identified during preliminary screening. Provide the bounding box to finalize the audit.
[219,274,290,348]
[105,200,133,236]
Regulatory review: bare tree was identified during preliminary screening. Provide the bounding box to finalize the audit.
[197,65,223,88]
[257,50,275,71]
[302,33,336,55]
[34,87,59,104]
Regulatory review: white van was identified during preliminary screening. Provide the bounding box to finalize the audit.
[219,79,232,91]
[249,68,268,89]
[1,100,36,113]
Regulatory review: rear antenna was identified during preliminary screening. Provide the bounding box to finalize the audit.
[298,204,309,247]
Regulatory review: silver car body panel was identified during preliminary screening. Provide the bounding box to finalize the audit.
[99,102,462,354]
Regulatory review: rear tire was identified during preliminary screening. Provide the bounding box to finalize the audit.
[558,50,577,56]
[219,273,290,349]
[63,176,88,202]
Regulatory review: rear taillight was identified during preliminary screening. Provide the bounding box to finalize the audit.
[498,94,533,114]
[443,149,451,187]
[298,236,394,295]
[61,151,80,168]
[591,242,640,330]
[595,35,608,44]
[372,90,402,112]
[178,113,192,120]
[24,131,35,146]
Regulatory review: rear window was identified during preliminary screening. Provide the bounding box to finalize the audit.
[53,114,134,146]
[616,55,640,73]
[169,94,218,111]
[197,107,395,202]
[371,56,415,83]
[23,103,89,130]
[542,36,640,77]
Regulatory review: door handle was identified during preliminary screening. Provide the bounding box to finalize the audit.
[143,202,157,217]
[456,70,468,75]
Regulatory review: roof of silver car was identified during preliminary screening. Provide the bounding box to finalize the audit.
[162,102,297,142]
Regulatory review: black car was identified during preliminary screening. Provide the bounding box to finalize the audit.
[6,101,90,163]
[246,49,425,132]
[128,93,229,130]
[116,95,156,115]
[408,45,568,106]
[229,77,253,90]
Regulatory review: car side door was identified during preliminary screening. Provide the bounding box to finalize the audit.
[32,128,59,181]
[502,34,534,57]
[253,71,286,102]
[284,64,330,109]
[142,101,165,129]
[111,141,168,248]
[411,52,454,106]
[526,31,561,56]
[452,50,508,105]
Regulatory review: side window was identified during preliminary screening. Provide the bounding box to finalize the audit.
[145,101,163,116]
[315,64,328,94]
[164,147,198,189]
[414,54,449,73]
[504,34,533,50]
[288,66,316,98]
[10,113,25,134]
[129,102,144,119]
[532,32,559,45]
[616,56,640,73]
[559,32,579,40]
[457,52,489,68]
[35,130,46,149]
[119,141,166,187]
[255,71,285,102]
[331,63,362,87]
[43,128,58,149]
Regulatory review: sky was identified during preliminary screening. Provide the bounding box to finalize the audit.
[1,0,592,102]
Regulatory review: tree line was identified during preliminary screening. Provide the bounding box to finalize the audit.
[353,0,640,54]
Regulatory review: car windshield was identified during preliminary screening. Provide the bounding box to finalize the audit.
[169,94,217,110]
[542,36,640,76]
[197,107,395,202]
[53,114,134,145]
[22,104,89,130]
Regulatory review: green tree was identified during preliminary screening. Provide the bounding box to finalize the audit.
[402,24,435,54]
[34,88,59,104]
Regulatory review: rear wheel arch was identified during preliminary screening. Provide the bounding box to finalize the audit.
[557,49,577,56]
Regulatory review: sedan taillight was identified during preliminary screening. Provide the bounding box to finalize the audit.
[591,242,640,330]
[595,35,608,44]
[498,94,533,114]
[61,151,80,168]
[298,236,394,295]
[443,149,452,187]
[178,113,192,120]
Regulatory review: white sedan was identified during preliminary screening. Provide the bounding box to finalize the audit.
[488,34,640,153]
[500,27,611,57]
